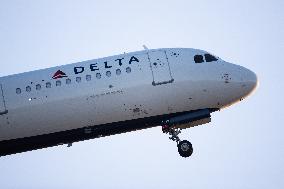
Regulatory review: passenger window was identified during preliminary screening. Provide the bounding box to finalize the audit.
[56,80,61,86]
[76,77,81,83]
[126,67,131,73]
[46,82,51,88]
[16,88,21,94]
[116,69,121,75]
[204,54,218,62]
[26,86,31,92]
[66,78,71,85]
[106,71,111,77]
[86,75,91,81]
[194,55,204,63]
[36,84,41,90]
[96,73,101,79]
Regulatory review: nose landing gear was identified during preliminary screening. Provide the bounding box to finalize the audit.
[162,121,193,158]
[177,140,193,158]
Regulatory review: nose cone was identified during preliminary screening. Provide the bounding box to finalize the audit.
[219,63,258,109]
[240,67,258,98]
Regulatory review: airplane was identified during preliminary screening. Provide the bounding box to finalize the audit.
[0,48,258,158]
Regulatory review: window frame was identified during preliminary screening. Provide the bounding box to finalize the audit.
[126,67,131,73]
[194,55,204,63]
[26,86,31,92]
[56,80,62,87]
[96,73,101,79]
[204,53,218,62]
[16,88,21,94]
[66,78,71,85]
[116,69,121,75]
[46,82,52,88]
[86,75,92,81]
[76,77,82,83]
[36,84,41,90]
[106,71,111,77]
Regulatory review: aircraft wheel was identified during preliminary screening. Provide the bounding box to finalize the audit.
[178,140,193,158]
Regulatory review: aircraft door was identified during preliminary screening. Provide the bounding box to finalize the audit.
[148,50,174,86]
[0,84,7,115]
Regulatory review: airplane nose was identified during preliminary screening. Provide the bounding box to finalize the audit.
[241,67,258,98]
[219,63,258,108]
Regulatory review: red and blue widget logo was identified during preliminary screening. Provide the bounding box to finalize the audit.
[52,70,68,79]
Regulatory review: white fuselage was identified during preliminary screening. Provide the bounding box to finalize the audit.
[0,48,257,142]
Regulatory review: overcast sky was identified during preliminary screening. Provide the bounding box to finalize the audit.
[0,0,283,188]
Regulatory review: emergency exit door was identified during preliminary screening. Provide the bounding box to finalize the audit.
[0,84,7,115]
[148,50,174,86]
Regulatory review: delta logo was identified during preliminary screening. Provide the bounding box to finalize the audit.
[52,70,68,79]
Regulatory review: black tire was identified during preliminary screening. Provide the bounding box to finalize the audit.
[178,140,193,158]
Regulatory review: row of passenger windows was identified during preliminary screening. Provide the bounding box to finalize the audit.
[194,54,218,63]
[16,67,132,94]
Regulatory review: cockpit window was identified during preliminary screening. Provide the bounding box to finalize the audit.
[204,54,218,62]
[194,55,204,63]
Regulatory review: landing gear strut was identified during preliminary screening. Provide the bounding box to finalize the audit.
[162,121,193,158]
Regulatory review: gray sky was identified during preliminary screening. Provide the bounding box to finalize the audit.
[0,0,283,188]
